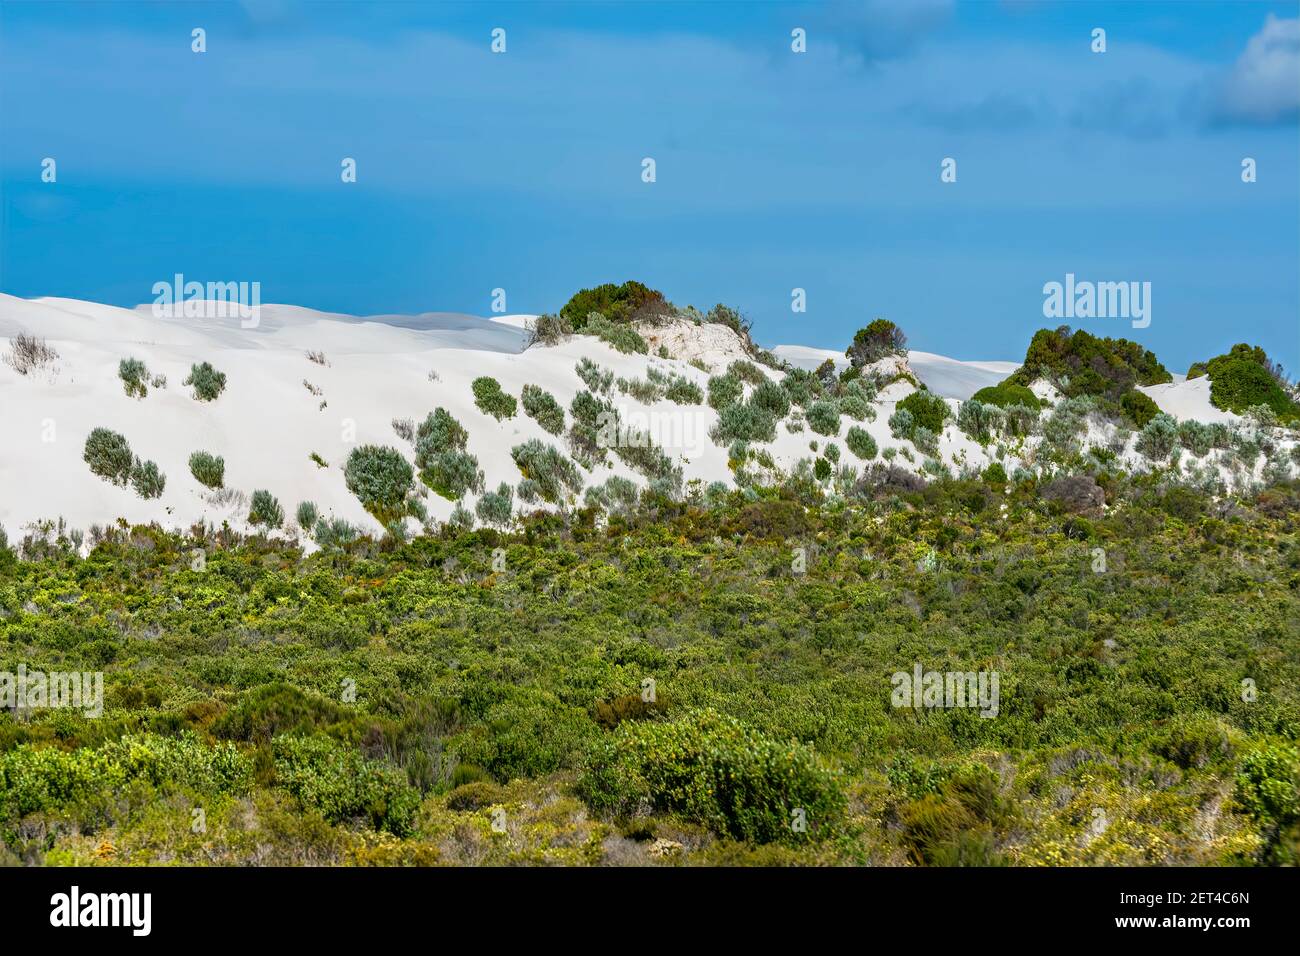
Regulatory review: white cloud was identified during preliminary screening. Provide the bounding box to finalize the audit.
[1213,14,1300,125]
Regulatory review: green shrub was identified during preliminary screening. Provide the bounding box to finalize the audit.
[511,440,583,503]
[578,709,846,843]
[414,409,483,500]
[585,313,649,354]
[421,449,483,501]
[1121,389,1161,427]
[446,781,505,811]
[781,368,821,407]
[983,461,1008,484]
[188,451,225,489]
[475,482,514,528]
[956,399,1001,444]
[560,281,665,329]
[1007,327,1171,409]
[118,357,149,398]
[130,459,166,499]
[272,734,420,836]
[1204,345,1299,424]
[575,358,615,395]
[845,426,878,460]
[971,382,1040,410]
[521,384,565,434]
[707,374,744,411]
[416,407,469,454]
[184,361,227,401]
[711,401,777,444]
[1235,744,1298,828]
[296,501,319,529]
[345,445,415,524]
[806,400,841,436]
[83,428,135,485]
[751,378,791,419]
[448,503,475,530]
[568,390,615,467]
[727,360,767,386]
[846,318,907,367]
[472,376,517,420]
[1187,361,1208,380]
[1177,420,1214,457]
[663,376,704,405]
[248,489,284,528]
[527,312,573,347]
[1136,413,1178,461]
[896,390,949,434]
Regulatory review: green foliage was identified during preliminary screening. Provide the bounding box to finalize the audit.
[189,451,225,489]
[118,357,149,398]
[527,312,573,347]
[83,428,134,485]
[711,401,777,444]
[663,376,704,405]
[579,709,845,843]
[415,409,483,500]
[1135,413,1178,461]
[296,501,319,529]
[971,382,1040,410]
[982,461,1008,484]
[897,391,949,434]
[344,445,415,524]
[707,373,744,411]
[184,361,227,401]
[1187,362,1208,380]
[1204,344,1299,424]
[781,368,822,408]
[521,384,565,435]
[1007,327,1170,415]
[511,440,582,503]
[1121,389,1161,427]
[475,482,514,528]
[560,281,666,330]
[272,734,420,836]
[845,425,878,460]
[471,376,517,420]
[584,314,649,354]
[727,360,767,386]
[575,357,615,395]
[806,400,841,436]
[0,733,251,822]
[130,459,166,499]
[248,489,285,529]
[751,378,791,419]
[846,318,907,367]
[956,399,1001,444]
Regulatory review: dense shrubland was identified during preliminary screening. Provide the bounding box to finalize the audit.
[1,466,1298,866]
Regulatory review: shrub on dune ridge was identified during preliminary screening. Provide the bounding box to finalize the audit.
[189,451,225,489]
[83,428,135,486]
[344,444,416,525]
[472,376,517,420]
[184,361,226,401]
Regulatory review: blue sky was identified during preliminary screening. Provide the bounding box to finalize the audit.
[1,0,1297,372]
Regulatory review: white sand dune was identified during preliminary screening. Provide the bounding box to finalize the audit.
[0,294,1289,542]
[1138,375,1241,424]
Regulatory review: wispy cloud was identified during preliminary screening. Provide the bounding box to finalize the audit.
[1209,14,1300,126]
